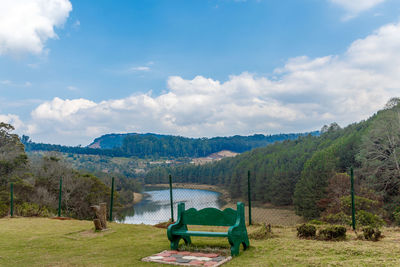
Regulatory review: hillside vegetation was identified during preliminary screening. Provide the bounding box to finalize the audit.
[146,98,400,223]
[23,132,318,159]
[0,123,139,219]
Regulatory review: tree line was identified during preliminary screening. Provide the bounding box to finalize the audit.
[23,132,318,159]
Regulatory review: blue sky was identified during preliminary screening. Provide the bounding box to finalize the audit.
[1,0,400,145]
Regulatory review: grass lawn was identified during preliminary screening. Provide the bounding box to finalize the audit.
[1,217,400,266]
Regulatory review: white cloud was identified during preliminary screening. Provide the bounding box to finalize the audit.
[0,0,72,56]
[329,0,385,19]
[16,21,400,145]
[67,85,78,91]
[0,114,24,130]
[0,80,32,87]
[130,66,151,72]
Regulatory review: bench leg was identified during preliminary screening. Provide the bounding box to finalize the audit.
[230,242,240,256]
[170,236,181,250]
[242,235,250,250]
[183,236,191,245]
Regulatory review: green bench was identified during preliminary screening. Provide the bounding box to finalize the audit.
[167,202,250,256]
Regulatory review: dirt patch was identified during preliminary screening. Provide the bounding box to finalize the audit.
[77,229,115,238]
[51,217,74,220]
[154,220,174,229]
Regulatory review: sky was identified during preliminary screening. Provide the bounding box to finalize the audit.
[1,0,400,146]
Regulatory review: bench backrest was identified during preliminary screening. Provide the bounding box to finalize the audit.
[178,203,242,226]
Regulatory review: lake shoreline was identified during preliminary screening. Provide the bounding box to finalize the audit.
[144,183,232,204]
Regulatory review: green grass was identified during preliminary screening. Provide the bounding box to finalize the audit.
[1,218,400,266]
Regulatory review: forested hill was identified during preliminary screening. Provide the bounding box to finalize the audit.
[23,132,318,158]
[146,98,400,222]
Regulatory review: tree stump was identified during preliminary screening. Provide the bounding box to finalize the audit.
[93,219,102,231]
[91,203,107,230]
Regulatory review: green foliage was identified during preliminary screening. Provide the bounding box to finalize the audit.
[356,210,385,228]
[362,226,382,241]
[0,203,7,217]
[322,210,385,228]
[322,212,351,226]
[317,225,347,241]
[25,132,314,159]
[392,210,400,226]
[293,148,338,219]
[340,195,380,214]
[296,224,316,239]
[308,219,325,225]
[15,202,52,217]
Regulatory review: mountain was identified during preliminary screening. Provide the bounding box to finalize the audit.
[88,133,130,149]
[88,132,320,158]
[23,132,319,159]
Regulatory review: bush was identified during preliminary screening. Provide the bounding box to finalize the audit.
[317,225,346,241]
[15,202,52,217]
[340,196,381,213]
[249,223,273,240]
[393,210,400,226]
[297,224,316,239]
[308,219,325,225]
[0,203,8,217]
[322,212,351,225]
[356,210,385,228]
[362,226,382,241]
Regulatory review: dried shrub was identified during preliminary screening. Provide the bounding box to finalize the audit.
[297,224,316,239]
[317,225,346,241]
[249,223,273,240]
[362,226,382,241]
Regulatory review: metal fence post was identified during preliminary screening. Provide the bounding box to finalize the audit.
[169,174,174,222]
[248,170,252,225]
[350,167,356,230]
[10,183,13,217]
[109,177,115,222]
[58,178,62,217]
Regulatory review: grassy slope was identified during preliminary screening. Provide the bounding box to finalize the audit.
[1,218,400,266]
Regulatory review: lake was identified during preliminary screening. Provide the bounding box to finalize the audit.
[116,188,222,225]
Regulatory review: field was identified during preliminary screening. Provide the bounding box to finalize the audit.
[1,218,400,266]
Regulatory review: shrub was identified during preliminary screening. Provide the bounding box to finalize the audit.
[297,224,316,239]
[393,210,400,226]
[15,202,52,217]
[362,226,382,241]
[340,196,380,213]
[317,225,346,241]
[249,223,273,240]
[322,212,351,225]
[0,203,8,217]
[308,219,325,225]
[356,210,385,228]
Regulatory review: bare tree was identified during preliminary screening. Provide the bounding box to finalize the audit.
[357,102,400,197]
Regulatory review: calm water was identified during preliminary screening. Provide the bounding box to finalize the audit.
[116,188,222,225]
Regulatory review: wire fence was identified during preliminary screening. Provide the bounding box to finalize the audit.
[4,171,307,226]
[116,171,305,226]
